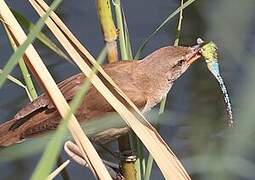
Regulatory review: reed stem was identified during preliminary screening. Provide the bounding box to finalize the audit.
[97,0,118,62]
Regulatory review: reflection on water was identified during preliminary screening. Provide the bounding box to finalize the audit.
[0,0,255,179]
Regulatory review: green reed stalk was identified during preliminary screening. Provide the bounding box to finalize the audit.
[112,0,138,179]
[97,0,118,63]
[159,0,184,114]
[113,0,128,60]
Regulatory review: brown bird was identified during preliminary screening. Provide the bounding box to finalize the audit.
[0,45,201,147]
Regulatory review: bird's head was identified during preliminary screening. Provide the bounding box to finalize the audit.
[167,45,201,81]
[142,44,201,82]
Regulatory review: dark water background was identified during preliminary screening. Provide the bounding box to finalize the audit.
[0,0,255,179]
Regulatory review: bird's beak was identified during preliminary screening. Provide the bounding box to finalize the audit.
[186,45,202,65]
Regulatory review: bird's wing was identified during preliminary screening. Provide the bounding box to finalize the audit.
[9,73,85,130]
[13,73,85,119]
[9,61,148,133]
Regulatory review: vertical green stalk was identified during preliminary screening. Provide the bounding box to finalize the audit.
[174,0,184,46]
[144,154,153,180]
[123,13,133,59]
[112,0,138,179]
[159,0,184,113]
[145,1,185,179]
[112,0,128,60]
[136,137,146,178]
[3,23,38,100]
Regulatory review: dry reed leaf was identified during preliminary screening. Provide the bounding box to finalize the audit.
[47,160,70,180]
[29,0,191,179]
[0,1,112,179]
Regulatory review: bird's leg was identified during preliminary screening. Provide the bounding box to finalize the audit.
[94,141,120,159]
[64,141,90,167]
[64,141,124,179]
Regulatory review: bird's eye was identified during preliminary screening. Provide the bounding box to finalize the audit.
[177,59,185,66]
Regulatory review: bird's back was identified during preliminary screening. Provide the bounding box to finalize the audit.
[0,60,147,146]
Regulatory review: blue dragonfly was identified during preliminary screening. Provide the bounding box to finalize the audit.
[198,39,234,127]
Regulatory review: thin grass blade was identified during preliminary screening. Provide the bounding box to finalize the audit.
[31,48,107,180]
[0,0,62,88]
[2,22,38,100]
[0,69,33,100]
[12,10,70,61]
[135,0,197,59]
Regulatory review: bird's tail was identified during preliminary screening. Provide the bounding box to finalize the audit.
[0,119,22,147]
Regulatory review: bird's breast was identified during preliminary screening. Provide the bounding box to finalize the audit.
[145,81,173,110]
